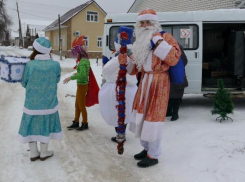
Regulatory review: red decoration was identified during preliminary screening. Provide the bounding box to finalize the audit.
[72,36,86,47]
[86,67,100,107]
[115,31,129,155]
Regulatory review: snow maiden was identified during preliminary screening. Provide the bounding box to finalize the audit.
[17,37,63,161]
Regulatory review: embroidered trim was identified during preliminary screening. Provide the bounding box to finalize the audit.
[17,132,63,144]
[23,104,59,115]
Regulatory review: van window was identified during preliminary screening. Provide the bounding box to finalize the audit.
[162,26,172,34]
[109,25,198,51]
[162,25,198,50]
[109,26,134,51]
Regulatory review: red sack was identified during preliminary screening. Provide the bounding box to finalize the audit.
[86,67,100,107]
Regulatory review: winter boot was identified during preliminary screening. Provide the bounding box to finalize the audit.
[166,108,172,117]
[29,142,40,161]
[137,157,158,168]
[171,114,179,121]
[76,123,89,131]
[166,99,173,117]
[134,149,147,160]
[171,98,181,121]
[67,120,79,130]
[40,143,53,161]
[111,137,117,143]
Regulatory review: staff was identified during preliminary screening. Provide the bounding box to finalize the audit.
[116,28,133,154]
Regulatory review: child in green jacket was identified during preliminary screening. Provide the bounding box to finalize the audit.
[63,45,90,131]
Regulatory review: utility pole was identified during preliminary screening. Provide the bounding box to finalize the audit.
[16,1,23,47]
[58,14,62,60]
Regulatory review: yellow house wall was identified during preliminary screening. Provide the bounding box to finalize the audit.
[71,3,105,52]
[45,28,68,51]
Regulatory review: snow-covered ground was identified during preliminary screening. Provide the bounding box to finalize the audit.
[0,46,245,182]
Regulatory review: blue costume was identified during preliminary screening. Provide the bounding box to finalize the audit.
[17,37,62,161]
[18,55,62,143]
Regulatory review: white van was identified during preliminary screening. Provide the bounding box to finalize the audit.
[102,9,245,95]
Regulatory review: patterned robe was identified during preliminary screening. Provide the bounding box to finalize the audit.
[18,54,62,144]
[128,32,181,142]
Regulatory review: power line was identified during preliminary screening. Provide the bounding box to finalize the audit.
[6,6,61,16]
[18,0,74,9]
[5,7,56,20]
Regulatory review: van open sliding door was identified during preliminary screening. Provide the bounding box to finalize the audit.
[161,22,203,94]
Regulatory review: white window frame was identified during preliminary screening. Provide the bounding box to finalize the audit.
[97,36,102,48]
[84,36,89,47]
[86,11,99,22]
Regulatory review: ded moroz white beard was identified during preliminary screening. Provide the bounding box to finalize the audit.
[132,21,162,71]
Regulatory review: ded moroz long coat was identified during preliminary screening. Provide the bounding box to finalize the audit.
[127,32,181,142]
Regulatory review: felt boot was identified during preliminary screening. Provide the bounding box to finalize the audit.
[40,143,53,161]
[29,142,40,161]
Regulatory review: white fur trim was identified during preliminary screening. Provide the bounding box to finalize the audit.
[154,41,172,60]
[114,42,133,51]
[137,14,158,21]
[141,121,165,142]
[33,39,52,54]
[129,111,144,138]
[23,104,59,115]
[152,35,163,44]
[129,112,165,142]
[34,54,51,60]
[17,132,63,144]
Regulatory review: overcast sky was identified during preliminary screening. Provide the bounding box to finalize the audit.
[4,0,135,30]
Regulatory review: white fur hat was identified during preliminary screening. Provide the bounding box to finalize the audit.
[33,37,52,54]
[137,9,158,21]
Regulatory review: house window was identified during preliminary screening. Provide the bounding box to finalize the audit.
[87,11,98,22]
[97,37,102,47]
[62,35,66,47]
[84,36,89,47]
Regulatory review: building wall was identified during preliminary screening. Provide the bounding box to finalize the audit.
[45,2,106,58]
[129,0,236,13]
[45,28,68,51]
[71,3,106,54]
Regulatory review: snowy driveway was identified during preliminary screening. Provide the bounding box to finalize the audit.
[0,46,245,182]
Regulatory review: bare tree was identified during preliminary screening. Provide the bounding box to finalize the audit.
[0,0,12,44]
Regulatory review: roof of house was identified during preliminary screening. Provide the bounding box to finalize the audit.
[127,0,243,13]
[44,0,106,31]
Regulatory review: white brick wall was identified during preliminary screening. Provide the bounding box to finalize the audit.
[129,0,236,13]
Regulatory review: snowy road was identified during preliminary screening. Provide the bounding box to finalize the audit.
[1,46,245,182]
